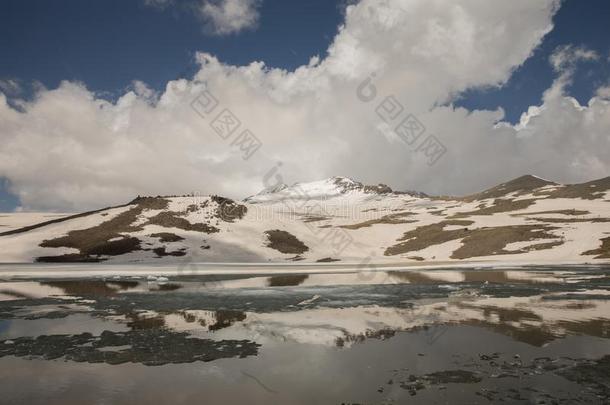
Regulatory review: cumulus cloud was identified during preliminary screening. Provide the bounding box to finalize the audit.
[494,45,610,183]
[3,0,609,212]
[197,0,261,35]
[514,45,600,130]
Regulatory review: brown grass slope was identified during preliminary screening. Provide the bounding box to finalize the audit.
[38,197,171,261]
[340,212,417,230]
[0,203,133,237]
[264,230,309,254]
[541,176,610,200]
[462,175,557,202]
[582,237,610,259]
[37,197,220,262]
[385,220,562,259]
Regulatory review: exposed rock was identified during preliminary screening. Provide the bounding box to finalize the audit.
[264,230,309,254]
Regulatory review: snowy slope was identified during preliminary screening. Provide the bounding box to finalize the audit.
[0,212,73,232]
[0,175,609,264]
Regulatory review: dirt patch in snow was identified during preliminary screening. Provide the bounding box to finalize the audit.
[316,257,340,262]
[451,198,537,218]
[149,232,185,243]
[129,196,171,210]
[38,201,152,259]
[147,212,219,234]
[37,197,218,262]
[452,226,563,259]
[525,217,610,223]
[460,175,556,202]
[153,246,187,257]
[512,209,610,223]
[264,230,309,254]
[582,237,610,259]
[539,176,610,200]
[384,220,473,256]
[385,220,562,259]
[211,196,247,222]
[363,184,393,194]
[340,212,417,230]
[302,215,331,223]
[0,196,164,237]
[511,209,590,217]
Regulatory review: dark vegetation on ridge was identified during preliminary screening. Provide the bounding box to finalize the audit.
[460,175,557,202]
[149,232,185,243]
[211,195,248,222]
[36,197,219,262]
[582,237,610,259]
[541,176,610,200]
[340,212,417,230]
[385,220,563,259]
[0,203,134,237]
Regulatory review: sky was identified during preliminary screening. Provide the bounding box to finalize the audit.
[1,0,610,212]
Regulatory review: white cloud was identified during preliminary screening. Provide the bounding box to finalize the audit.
[0,79,21,96]
[131,80,159,103]
[198,0,261,35]
[513,45,600,132]
[597,86,610,100]
[550,44,599,72]
[142,0,261,35]
[4,0,609,212]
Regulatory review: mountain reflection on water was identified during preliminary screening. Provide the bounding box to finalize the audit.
[0,266,608,404]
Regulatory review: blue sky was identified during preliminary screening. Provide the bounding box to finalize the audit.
[0,0,344,98]
[1,0,610,211]
[1,0,608,117]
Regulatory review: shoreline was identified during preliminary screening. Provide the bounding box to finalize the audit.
[0,259,608,279]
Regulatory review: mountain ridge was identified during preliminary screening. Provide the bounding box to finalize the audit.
[244,176,427,203]
[0,174,609,264]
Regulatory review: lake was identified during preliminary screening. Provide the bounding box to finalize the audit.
[0,265,609,404]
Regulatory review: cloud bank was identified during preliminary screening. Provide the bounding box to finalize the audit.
[1,0,609,212]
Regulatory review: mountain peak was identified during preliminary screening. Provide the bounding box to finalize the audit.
[511,174,556,185]
[245,176,403,203]
[501,174,557,189]
[258,183,289,195]
[464,174,558,201]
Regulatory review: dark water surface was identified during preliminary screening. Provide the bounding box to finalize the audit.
[0,266,609,404]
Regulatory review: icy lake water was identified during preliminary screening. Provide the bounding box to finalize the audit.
[0,266,609,404]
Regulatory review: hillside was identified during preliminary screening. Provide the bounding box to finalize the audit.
[0,175,609,264]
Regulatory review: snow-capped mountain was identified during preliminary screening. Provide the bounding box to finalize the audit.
[0,175,609,264]
[244,176,425,203]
